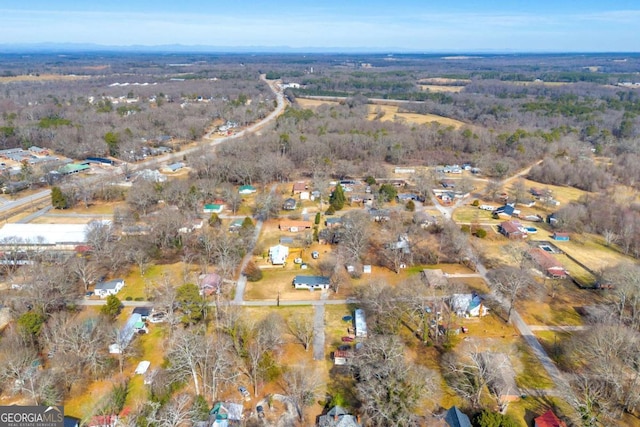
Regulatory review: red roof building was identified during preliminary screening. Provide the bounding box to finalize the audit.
[534,410,566,427]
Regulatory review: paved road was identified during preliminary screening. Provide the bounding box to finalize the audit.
[312,304,326,361]
[17,205,52,223]
[77,298,353,307]
[0,76,286,219]
[0,189,51,216]
[233,183,277,304]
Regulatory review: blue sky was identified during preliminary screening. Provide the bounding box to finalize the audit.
[1,1,639,51]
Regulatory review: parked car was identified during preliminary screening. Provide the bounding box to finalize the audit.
[256,405,265,418]
[239,386,251,400]
[341,336,354,342]
[85,291,94,298]
[294,257,303,264]
[311,251,319,259]
[149,312,166,323]
[338,344,351,351]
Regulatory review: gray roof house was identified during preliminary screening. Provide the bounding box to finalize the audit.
[94,278,125,298]
[444,406,472,427]
[293,275,330,290]
[317,406,360,427]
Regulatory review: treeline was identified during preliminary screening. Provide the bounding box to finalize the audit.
[0,75,274,160]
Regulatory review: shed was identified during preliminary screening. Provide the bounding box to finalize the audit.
[135,361,151,375]
[552,232,570,241]
[333,350,353,366]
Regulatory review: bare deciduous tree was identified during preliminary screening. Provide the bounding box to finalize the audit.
[351,335,438,426]
[287,313,315,351]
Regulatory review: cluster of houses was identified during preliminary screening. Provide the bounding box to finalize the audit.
[217,121,239,136]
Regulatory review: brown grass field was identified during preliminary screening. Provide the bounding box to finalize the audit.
[368,104,466,128]
[419,84,465,93]
[295,98,466,128]
[0,74,91,83]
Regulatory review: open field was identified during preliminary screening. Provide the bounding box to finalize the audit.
[368,104,466,128]
[418,78,471,85]
[295,98,466,128]
[551,232,636,274]
[0,74,91,83]
[419,84,465,93]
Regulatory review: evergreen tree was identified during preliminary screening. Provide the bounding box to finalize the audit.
[51,186,68,209]
[101,295,122,318]
[329,184,346,210]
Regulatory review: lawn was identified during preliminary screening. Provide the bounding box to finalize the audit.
[117,262,199,301]
[452,206,499,223]
[513,342,554,390]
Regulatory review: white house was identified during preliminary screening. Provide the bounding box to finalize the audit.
[268,244,289,265]
[292,275,330,290]
[450,293,488,317]
[94,278,125,298]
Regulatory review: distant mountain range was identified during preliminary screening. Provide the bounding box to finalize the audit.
[2,42,628,55]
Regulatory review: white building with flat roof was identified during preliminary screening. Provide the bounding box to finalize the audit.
[354,308,367,338]
[0,221,110,250]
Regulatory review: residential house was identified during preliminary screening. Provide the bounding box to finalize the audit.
[292,182,308,194]
[534,410,567,427]
[413,212,437,228]
[368,208,390,222]
[164,162,184,172]
[203,204,224,214]
[325,217,343,228]
[480,353,521,405]
[528,248,567,279]
[443,406,472,427]
[199,273,222,296]
[498,220,527,239]
[94,278,125,298]
[354,308,367,338]
[58,163,90,175]
[292,275,330,290]
[87,415,118,427]
[552,232,570,241]
[333,350,354,366]
[317,406,360,427]
[279,220,312,232]
[109,313,142,354]
[269,244,289,265]
[64,416,80,427]
[396,193,419,202]
[229,218,244,232]
[238,185,256,194]
[283,198,297,210]
[493,204,520,219]
[132,307,152,321]
[450,293,488,317]
[421,269,448,287]
[210,402,244,424]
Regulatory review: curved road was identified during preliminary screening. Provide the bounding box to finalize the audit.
[0,76,286,216]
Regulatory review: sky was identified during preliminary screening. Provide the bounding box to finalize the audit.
[1,0,640,52]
